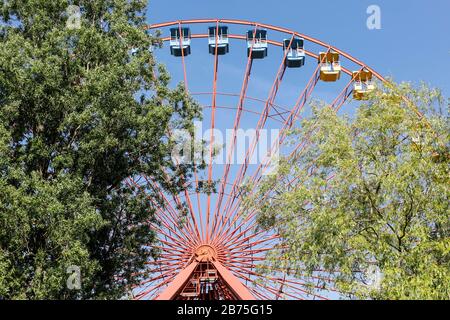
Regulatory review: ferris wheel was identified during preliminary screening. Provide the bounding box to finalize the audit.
[130,18,385,300]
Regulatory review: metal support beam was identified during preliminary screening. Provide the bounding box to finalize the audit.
[155,261,199,300]
[212,261,256,300]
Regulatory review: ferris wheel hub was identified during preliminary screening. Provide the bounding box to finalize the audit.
[194,244,218,262]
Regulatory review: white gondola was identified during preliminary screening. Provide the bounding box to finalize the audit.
[169,27,191,57]
[283,38,305,68]
[247,29,268,59]
[208,26,229,55]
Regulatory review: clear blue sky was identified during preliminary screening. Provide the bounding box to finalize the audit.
[146,0,450,96]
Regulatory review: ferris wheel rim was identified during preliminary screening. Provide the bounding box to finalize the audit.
[146,18,386,82]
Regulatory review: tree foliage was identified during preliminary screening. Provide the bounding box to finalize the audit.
[243,83,449,299]
[0,0,200,299]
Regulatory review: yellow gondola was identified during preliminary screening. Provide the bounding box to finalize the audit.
[352,69,375,100]
[318,51,341,82]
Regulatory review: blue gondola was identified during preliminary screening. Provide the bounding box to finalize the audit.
[208,26,229,55]
[170,27,191,57]
[283,38,305,68]
[247,29,268,59]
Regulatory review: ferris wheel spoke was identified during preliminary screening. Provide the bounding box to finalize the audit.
[142,262,181,277]
[151,222,196,253]
[220,60,289,222]
[235,262,339,285]
[145,260,185,271]
[249,287,270,300]
[212,27,273,233]
[138,266,180,278]
[210,25,257,242]
[133,268,178,290]
[156,240,191,254]
[142,175,193,228]
[231,269,298,300]
[157,255,190,266]
[145,257,186,264]
[279,276,345,297]
[247,269,330,300]
[205,21,222,244]
[160,169,201,244]
[287,66,364,163]
[177,22,189,90]
[214,206,267,246]
[221,228,269,251]
[214,60,325,243]
[269,72,364,190]
[152,246,191,258]
[269,82,356,191]
[231,266,328,300]
[212,200,261,246]
[192,168,204,241]
[127,178,198,248]
[220,63,353,242]
[230,246,281,258]
[124,190,190,248]
[156,248,191,258]
[214,37,297,244]
[227,256,354,298]
[225,226,279,250]
[251,59,324,179]
[226,232,279,254]
[192,91,291,114]
[158,158,202,243]
[202,104,286,123]
[134,176,188,230]
[235,275,294,300]
[218,52,328,218]
[134,273,178,300]
[168,24,205,244]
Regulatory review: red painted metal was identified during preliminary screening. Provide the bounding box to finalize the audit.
[206,21,221,244]
[155,245,255,300]
[212,260,256,300]
[146,19,385,81]
[211,25,257,242]
[155,261,199,300]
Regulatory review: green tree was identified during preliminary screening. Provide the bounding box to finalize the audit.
[243,83,449,300]
[0,0,200,299]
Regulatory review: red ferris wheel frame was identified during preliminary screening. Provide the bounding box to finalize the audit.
[130,18,389,300]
